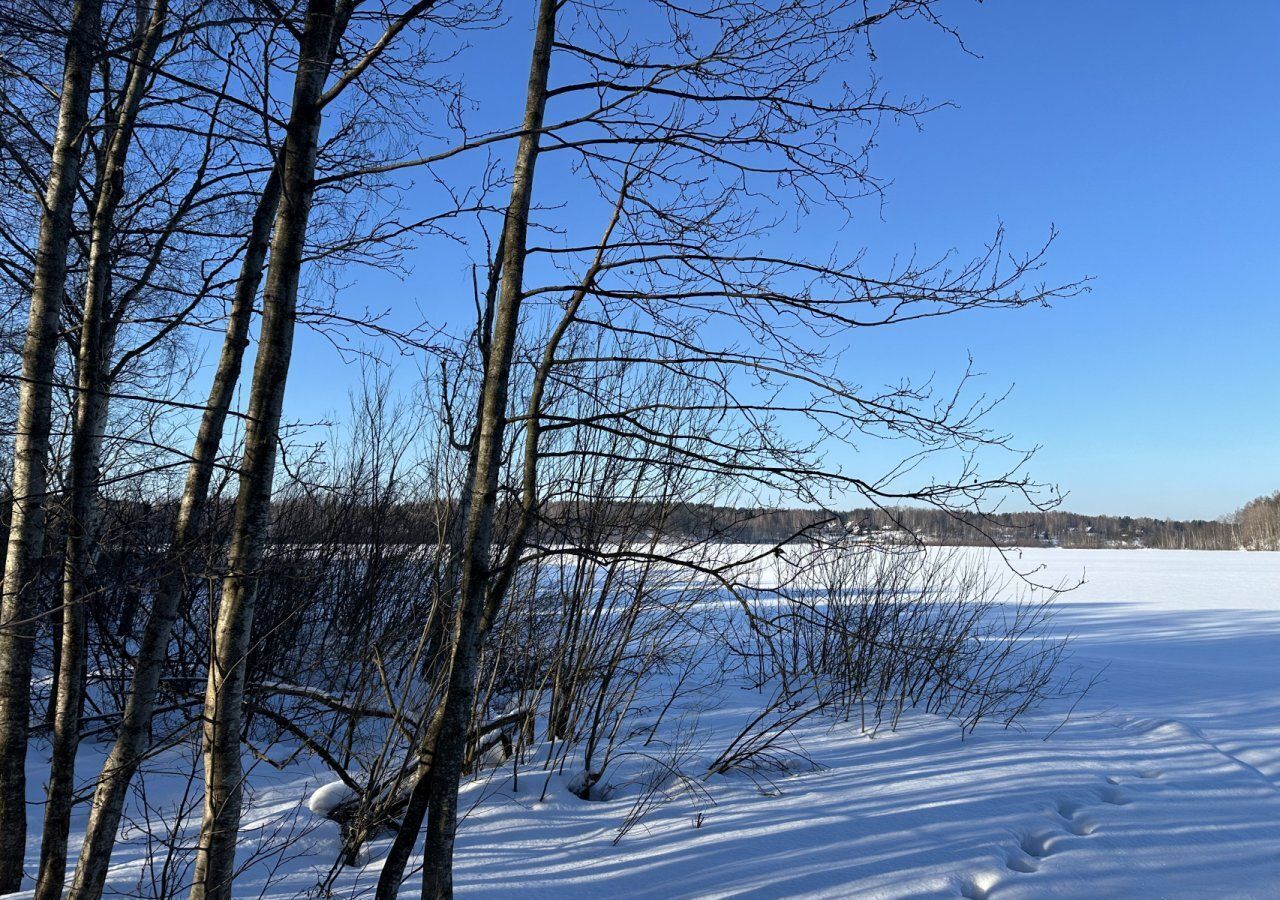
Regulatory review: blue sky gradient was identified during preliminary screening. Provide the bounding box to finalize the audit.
[858,1,1280,519]
[282,1,1279,520]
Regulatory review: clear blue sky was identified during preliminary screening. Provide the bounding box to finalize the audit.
[858,1,1280,520]
[282,0,1280,521]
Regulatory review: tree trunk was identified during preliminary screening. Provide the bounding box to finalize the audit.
[188,3,343,897]
[372,710,443,900]
[0,1,103,891]
[34,314,116,900]
[31,7,169,896]
[419,2,555,896]
[65,166,282,900]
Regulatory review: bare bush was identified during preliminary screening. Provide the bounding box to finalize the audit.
[748,540,1072,741]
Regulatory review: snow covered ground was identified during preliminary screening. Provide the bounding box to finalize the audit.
[20,549,1280,898]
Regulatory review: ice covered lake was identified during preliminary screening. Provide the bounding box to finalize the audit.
[22,549,1280,898]
[433,549,1280,900]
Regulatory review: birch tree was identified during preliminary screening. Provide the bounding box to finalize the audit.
[374,2,1080,897]
[61,0,478,891]
[187,0,463,894]
[66,166,283,900]
[0,1,102,888]
[187,4,355,895]
[33,5,173,896]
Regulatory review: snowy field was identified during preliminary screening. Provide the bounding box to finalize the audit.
[21,549,1280,898]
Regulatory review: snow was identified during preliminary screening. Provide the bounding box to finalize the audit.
[18,548,1280,898]
[306,780,357,817]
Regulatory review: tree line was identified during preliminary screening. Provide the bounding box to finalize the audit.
[1235,491,1280,551]
[20,496,1259,552]
[672,501,1270,550]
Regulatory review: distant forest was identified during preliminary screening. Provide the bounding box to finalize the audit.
[59,490,1280,555]
[665,491,1280,551]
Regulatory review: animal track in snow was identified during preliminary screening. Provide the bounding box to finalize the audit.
[1004,851,1039,874]
[952,768,1162,900]
[1098,785,1132,806]
[1052,798,1099,836]
[958,767,1157,897]
[1054,798,1084,819]
[958,873,997,899]
[1063,813,1099,836]
[1017,831,1056,859]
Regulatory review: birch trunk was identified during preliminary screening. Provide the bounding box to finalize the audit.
[34,312,117,900]
[66,166,282,900]
[188,3,344,896]
[32,7,169,896]
[420,2,555,895]
[0,1,103,890]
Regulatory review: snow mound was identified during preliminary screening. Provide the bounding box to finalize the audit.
[306,780,356,817]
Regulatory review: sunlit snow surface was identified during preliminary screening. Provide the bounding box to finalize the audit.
[21,549,1280,898]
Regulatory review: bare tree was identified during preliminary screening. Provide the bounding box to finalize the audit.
[0,1,103,888]
[187,3,354,895]
[188,0,473,893]
[1237,491,1280,550]
[388,2,558,896]
[373,2,1081,897]
[67,124,284,900]
[53,0,483,892]
[34,5,173,896]
[0,2,1085,897]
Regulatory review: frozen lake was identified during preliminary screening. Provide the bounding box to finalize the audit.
[437,549,1280,900]
[20,549,1280,899]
